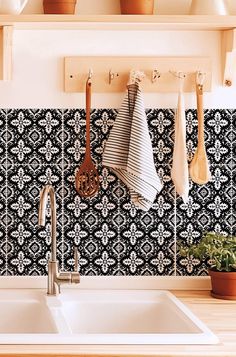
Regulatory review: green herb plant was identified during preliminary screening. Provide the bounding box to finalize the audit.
[180,232,236,272]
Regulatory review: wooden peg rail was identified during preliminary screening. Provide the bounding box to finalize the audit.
[64,56,212,93]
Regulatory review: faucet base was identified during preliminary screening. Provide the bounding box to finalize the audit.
[47,260,59,296]
[47,260,80,296]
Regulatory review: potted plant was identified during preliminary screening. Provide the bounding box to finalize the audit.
[43,0,77,14]
[180,232,236,300]
[120,0,154,15]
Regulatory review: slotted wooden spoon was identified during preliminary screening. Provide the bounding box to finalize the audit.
[189,73,211,185]
[75,76,99,197]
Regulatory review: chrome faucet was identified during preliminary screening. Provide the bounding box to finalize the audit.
[38,184,80,295]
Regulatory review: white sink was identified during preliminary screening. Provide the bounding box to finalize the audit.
[0,301,55,334]
[0,290,57,334]
[0,289,218,345]
[57,290,218,345]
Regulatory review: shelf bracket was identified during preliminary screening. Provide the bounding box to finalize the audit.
[0,25,13,81]
[222,29,236,87]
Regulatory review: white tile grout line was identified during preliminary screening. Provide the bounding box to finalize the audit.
[230,111,233,236]
[61,109,65,271]
[117,179,121,273]
[5,110,8,275]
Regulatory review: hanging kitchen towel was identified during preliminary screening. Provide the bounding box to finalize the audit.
[102,74,162,211]
[171,76,189,203]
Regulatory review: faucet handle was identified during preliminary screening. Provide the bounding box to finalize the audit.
[74,247,79,272]
[70,247,80,284]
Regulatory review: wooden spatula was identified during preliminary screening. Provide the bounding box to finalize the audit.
[189,73,211,185]
[75,75,99,197]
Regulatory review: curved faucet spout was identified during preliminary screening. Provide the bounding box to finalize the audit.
[38,184,80,295]
[38,184,57,262]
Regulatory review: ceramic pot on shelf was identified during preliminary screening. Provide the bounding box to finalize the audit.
[189,0,228,15]
[120,0,154,15]
[43,0,77,14]
[0,0,28,15]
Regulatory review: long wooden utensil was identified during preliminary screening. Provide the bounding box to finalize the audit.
[75,74,99,197]
[189,73,211,185]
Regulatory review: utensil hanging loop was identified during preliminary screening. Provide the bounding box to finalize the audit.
[87,68,93,84]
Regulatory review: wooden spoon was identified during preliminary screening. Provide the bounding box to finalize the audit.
[75,77,99,197]
[189,79,211,185]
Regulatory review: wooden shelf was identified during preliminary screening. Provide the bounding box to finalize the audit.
[0,15,235,84]
[0,14,235,30]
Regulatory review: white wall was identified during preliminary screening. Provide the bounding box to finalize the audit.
[0,0,235,109]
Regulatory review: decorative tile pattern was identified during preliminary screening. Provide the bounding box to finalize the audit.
[0,165,7,275]
[7,109,35,166]
[0,110,6,167]
[148,109,174,166]
[176,167,232,276]
[176,107,233,275]
[204,109,232,165]
[6,164,63,275]
[7,109,63,167]
[232,107,236,235]
[0,109,234,276]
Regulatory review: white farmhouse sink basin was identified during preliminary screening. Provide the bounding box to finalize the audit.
[0,289,218,345]
[0,290,57,334]
[57,290,218,345]
[0,301,55,334]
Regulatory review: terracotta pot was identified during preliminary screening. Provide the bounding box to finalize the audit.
[209,269,236,300]
[120,0,154,15]
[43,0,77,14]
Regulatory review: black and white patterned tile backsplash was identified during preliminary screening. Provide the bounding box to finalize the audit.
[0,109,235,276]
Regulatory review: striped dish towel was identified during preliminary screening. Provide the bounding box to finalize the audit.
[102,82,162,211]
